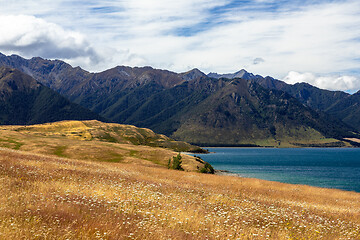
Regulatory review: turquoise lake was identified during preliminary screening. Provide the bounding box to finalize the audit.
[192,148,360,192]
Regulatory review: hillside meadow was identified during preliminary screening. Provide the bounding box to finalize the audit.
[0,120,206,172]
[0,146,359,239]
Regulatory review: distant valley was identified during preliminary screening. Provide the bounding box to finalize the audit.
[1,52,359,147]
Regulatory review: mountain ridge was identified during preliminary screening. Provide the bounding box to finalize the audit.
[206,69,359,131]
[1,53,359,146]
[0,66,104,125]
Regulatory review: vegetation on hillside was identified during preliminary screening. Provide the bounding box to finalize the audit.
[168,153,184,171]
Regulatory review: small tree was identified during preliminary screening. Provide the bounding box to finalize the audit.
[168,153,184,171]
[199,162,215,174]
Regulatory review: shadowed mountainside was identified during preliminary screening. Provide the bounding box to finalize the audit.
[0,67,103,125]
[325,90,360,131]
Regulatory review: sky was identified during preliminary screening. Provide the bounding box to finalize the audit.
[0,0,360,92]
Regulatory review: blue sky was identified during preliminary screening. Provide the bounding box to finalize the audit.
[0,0,359,92]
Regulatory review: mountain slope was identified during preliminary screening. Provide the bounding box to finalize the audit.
[0,53,358,146]
[208,69,351,111]
[0,67,103,125]
[256,79,349,112]
[0,53,91,94]
[170,79,354,146]
[3,53,355,127]
[326,90,360,131]
[93,75,355,146]
[110,77,228,135]
[208,69,359,130]
[0,53,186,113]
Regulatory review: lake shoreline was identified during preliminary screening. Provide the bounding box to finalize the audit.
[214,169,241,177]
[193,147,360,193]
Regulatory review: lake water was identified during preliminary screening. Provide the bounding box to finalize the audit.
[192,148,360,192]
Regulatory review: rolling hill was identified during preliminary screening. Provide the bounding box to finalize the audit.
[0,120,207,170]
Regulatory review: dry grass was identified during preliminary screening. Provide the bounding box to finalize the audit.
[345,138,360,144]
[0,121,204,172]
[0,147,359,240]
[8,120,202,153]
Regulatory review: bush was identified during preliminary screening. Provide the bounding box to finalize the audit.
[199,162,215,174]
[168,153,184,171]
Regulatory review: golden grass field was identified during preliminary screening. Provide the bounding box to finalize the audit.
[0,120,206,172]
[1,148,360,239]
[0,121,359,239]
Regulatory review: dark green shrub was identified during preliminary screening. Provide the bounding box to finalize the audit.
[168,153,184,171]
[199,162,215,174]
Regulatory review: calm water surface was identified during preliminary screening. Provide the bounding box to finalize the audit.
[194,148,360,192]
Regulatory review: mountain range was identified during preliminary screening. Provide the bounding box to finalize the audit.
[0,52,359,147]
[0,66,103,125]
[212,69,360,132]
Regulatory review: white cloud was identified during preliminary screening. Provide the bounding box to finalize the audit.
[253,58,265,65]
[283,71,360,92]
[0,0,360,91]
[185,1,360,76]
[0,15,100,66]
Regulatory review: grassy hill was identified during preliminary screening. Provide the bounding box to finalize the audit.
[0,146,359,239]
[0,120,207,171]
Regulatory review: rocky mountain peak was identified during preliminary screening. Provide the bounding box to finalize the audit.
[180,68,206,81]
[207,69,256,80]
